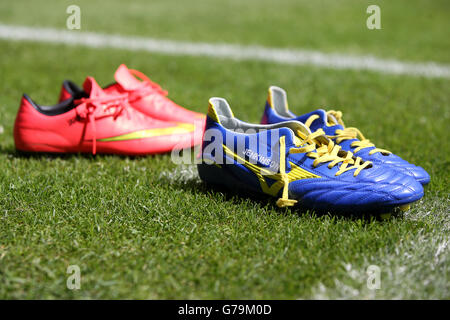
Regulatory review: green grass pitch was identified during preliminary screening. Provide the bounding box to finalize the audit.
[0,0,448,299]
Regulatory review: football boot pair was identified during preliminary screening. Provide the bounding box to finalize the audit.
[198,97,424,213]
[14,65,205,155]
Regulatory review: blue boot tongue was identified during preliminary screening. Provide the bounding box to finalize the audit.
[297,109,327,130]
[296,109,344,135]
[313,109,328,125]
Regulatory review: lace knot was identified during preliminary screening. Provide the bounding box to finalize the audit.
[74,94,130,155]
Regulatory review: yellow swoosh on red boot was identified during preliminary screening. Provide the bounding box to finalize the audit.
[97,122,195,142]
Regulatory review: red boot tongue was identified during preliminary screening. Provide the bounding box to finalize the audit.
[114,64,142,90]
[83,76,107,98]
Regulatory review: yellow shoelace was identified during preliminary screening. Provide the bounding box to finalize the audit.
[304,110,391,156]
[276,128,371,207]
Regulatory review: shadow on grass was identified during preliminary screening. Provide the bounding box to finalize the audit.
[0,145,164,161]
[1,144,403,223]
[159,170,403,223]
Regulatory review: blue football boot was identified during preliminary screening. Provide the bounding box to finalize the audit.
[198,97,424,213]
[261,86,430,185]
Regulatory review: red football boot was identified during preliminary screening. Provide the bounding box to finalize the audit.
[14,77,196,155]
[59,64,205,146]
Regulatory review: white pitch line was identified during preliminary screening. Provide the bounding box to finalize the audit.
[1,24,450,79]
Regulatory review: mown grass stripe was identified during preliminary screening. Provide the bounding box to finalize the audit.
[1,24,450,79]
